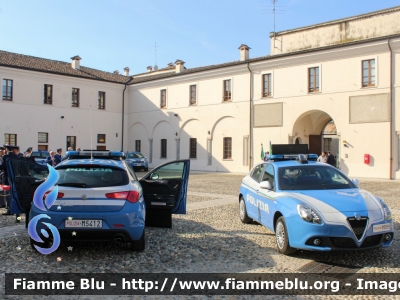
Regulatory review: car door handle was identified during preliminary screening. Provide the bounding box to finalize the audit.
[35,179,44,182]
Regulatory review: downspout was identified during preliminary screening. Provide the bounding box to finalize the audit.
[121,83,127,152]
[247,63,253,171]
[388,39,393,179]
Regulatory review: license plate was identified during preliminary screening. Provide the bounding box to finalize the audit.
[135,163,142,166]
[373,223,391,233]
[65,220,102,228]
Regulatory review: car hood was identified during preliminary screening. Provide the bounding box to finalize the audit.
[127,158,143,162]
[285,189,385,224]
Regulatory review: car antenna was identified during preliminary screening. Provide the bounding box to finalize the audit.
[89,105,93,161]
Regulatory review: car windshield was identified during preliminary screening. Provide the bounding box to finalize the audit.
[278,165,356,190]
[56,166,129,188]
[127,153,144,159]
[31,151,48,158]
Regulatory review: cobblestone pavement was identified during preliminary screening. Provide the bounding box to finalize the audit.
[0,171,399,299]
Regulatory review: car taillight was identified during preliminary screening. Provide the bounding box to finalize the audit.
[0,185,10,191]
[44,191,64,199]
[105,191,139,203]
[127,191,139,203]
[105,192,129,199]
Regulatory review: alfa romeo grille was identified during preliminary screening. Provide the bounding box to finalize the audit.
[347,217,368,240]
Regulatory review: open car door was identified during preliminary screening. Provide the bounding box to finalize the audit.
[4,158,49,226]
[139,159,190,228]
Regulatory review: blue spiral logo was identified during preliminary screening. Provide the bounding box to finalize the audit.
[28,164,61,254]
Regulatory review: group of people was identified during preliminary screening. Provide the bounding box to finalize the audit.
[317,151,336,167]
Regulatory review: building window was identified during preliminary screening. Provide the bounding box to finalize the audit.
[223,137,232,159]
[160,89,167,108]
[72,88,79,107]
[161,139,167,158]
[223,80,231,101]
[135,140,141,152]
[38,145,48,151]
[44,84,53,104]
[362,59,375,87]
[97,134,106,143]
[4,133,17,146]
[262,74,271,97]
[38,132,48,143]
[2,79,13,101]
[189,138,197,159]
[97,146,106,150]
[308,67,319,93]
[98,91,106,109]
[66,136,76,150]
[189,85,197,105]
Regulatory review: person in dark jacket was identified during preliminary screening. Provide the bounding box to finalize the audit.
[54,148,62,166]
[327,151,336,167]
[0,145,20,218]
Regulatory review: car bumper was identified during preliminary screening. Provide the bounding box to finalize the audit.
[29,202,145,242]
[129,162,148,169]
[286,217,394,251]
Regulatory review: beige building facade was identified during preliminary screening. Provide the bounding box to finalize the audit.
[1,6,400,179]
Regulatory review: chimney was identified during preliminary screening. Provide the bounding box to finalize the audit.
[113,70,119,75]
[175,60,185,73]
[167,62,174,68]
[238,44,250,61]
[124,67,130,76]
[71,55,81,70]
[147,66,152,72]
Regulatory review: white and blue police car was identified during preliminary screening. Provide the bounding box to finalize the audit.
[3,150,189,252]
[239,145,393,255]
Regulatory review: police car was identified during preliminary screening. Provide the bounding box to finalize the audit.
[125,152,149,171]
[3,150,189,252]
[239,145,393,255]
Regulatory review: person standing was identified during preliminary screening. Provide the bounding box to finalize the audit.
[264,151,270,161]
[46,151,57,167]
[327,151,336,167]
[317,151,327,163]
[54,148,62,166]
[0,145,20,218]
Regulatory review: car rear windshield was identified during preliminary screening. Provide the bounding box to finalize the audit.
[127,153,144,159]
[278,165,356,190]
[56,166,129,188]
[31,151,48,158]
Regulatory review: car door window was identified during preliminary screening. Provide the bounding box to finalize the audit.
[250,164,265,182]
[10,159,48,179]
[261,164,275,190]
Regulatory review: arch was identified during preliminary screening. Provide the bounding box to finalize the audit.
[292,110,334,136]
[179,118,200,137]
[210,116,235,138]
[321,119,337,135]
[128,122,149,138]
[151,120,174,138]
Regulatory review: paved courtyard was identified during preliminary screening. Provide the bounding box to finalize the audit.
[0,171,399,299]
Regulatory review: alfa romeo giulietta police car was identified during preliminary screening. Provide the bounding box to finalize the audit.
[239,148,393,255]
[2,151,189,252]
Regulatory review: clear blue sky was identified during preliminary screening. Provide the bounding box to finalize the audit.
[1,0,399,75]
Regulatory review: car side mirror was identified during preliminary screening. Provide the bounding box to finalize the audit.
[260,181,272,190]
[150,173,159,180]
[352,178,360,187]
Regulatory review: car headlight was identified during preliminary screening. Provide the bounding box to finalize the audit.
[297,204,322,224]
[378,198,392,220]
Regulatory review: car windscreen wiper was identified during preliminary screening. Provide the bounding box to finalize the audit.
[58,182,87,188]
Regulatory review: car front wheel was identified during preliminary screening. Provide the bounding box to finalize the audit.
[239,196,252,224]
[275,216,296,255]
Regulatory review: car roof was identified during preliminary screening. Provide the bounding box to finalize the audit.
[56,158,126,169]
[255,160,321,169]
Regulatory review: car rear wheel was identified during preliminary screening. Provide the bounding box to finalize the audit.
[239,196,252,224]
[131,230,145,251]
[275,217,296,255]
